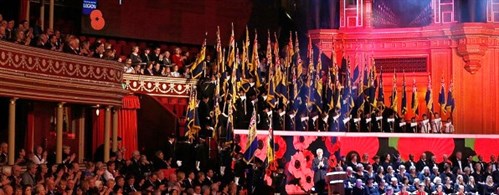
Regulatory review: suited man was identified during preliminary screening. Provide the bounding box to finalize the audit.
[141,48,152,64]
[163,134,176,163]
[313,148,329,195]
[123,176,139,194]
[149,47,161,63]
[416,153,428,172]
[183,171,196,189]
[371,110,382,132]
[405,154,416,170]
[360,112,370,132]
[257,105,270,130]
[327,109,339,131]
[273,107,284,130]
[408,117,418,133]
[452,151,466,173]
[234,90,247,129]
[198,95,211,129]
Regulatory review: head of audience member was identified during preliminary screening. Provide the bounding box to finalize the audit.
[132,46,139,54]
[7,20,15,30]
[316,148,323,159]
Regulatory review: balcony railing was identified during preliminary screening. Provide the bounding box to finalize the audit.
[0,41,127,106]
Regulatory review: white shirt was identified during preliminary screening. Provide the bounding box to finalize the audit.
[31,154,46,165]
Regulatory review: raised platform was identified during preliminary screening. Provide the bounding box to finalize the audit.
[234,129,499,193]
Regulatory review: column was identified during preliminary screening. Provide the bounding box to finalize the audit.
[49,0,54,30]
[104,106,112,162]
[112,108,119,152]
[364,0,373,28]
[25,0,30,23]
[78,108,86,163]
[56,102,64,164]
[40,0,45,30]
[8,98,17,165]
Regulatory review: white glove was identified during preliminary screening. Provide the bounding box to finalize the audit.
[176,160,182,167]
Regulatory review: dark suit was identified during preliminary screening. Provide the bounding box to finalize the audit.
[0,153,7,165]
[198,100,211,128]
[163,141,175,162]
[416,159,428,172]
[313,156,329,194]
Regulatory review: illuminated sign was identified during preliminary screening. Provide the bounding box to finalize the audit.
[82,0,97,15]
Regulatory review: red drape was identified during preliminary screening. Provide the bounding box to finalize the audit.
[92,108,105,156]
[25,110,35,153]
[91,95,140,159]
[19,0,29,21]
[119,95,140,159]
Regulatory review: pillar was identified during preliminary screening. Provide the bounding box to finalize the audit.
[40,0,45,31]
[78,108,86,163]
[49,0,54,30]
[112,108,119,152]
[364,0,373,28]
[56,102,64,164]
[8,98,17,165]
[104,106,112,162]
[25,0,30,23]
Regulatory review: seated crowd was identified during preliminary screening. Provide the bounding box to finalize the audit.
[0,14,198,79]
[0,135,271,195]
[1,138,499,194]
[341,152,499,195]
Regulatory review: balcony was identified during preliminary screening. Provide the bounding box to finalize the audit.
[0,41,127,106]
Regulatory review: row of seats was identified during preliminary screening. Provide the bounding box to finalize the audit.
[78,35,202,59]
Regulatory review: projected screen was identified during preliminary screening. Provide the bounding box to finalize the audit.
[81,0,253,45]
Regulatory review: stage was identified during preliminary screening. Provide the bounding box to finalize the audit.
[234,130,499,193]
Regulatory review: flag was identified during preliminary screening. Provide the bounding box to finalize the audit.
[266,30,273,70]
[313,56,323,113]
[363,63,369,88]
[273,32,280,66]
[352,64,360,85]
[377,66,385,104]
[367,63,377,111]
[287,31,294,68]
[295,32,303,78]
[266,126,275,170]
[191,34,207,79]
[390,71,398,112]
[227,23,235,68]
[216,26,223,73]
[251,30,262,88]
[446,80,455,112]
[185,86,200,140]
[401,72,407,115]
[439,77,446,114]
[425,75,433,113]
[241,26,250,79]
[411,78,419,116]
[225,100,235,141]
[244,109,258,162]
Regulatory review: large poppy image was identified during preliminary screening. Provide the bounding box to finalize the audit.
[397,138,454,163]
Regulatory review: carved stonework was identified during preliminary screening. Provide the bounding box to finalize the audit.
[451,23,495,74]
[123,74,197,97]
[455,37,488,74]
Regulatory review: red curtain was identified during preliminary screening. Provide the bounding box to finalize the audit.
[25,110,35,153]
[119,95,140,159]
[91,95,140,159]
[19,0,29,21]
[92,108,105,155]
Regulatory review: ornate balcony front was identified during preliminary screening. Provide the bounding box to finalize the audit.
[0,41,127,106]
